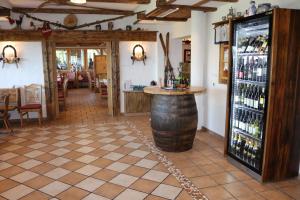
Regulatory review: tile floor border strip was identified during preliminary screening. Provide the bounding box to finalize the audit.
[125,121,209,200]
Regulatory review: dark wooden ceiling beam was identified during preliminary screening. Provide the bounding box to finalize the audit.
[0,7,10,17]
[86,0,150,3]
[12,7,133,15]
[137,12,187,22]
[194,0,238,6]
[156,3,217,12]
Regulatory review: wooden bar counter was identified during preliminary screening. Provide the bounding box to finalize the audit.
[144,86,206,152]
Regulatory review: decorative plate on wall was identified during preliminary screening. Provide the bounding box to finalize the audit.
[64,14,78,28]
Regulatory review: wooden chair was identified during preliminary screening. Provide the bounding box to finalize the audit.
[99,81,108,99]
[0,88,21,112]
[19,84,43,127]
[58,78,68,109]
[0,95,13,133]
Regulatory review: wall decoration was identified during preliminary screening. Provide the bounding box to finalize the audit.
[219,43,229,84]
[0,45,21,68]
[214,24,229,44]
[126,25,132,31]
[15,15,23,30]
[184,49,191,63]
[39,22,52,38]
[95,24,101,31]
[108,22,114,30]
[6,8,143,31]
[63,14,78,28]
[131,44,147,65]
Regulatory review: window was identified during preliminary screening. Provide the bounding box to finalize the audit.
[56,48,103,71]
[56,49,68,70]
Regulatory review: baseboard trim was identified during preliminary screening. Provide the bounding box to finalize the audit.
[198,126,225,140]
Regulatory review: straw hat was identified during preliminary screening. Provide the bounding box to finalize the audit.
[64,14,78,28]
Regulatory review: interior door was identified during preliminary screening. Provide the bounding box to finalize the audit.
[94,55,107,78]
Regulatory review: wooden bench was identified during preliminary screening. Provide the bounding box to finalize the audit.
[0,88,20,112]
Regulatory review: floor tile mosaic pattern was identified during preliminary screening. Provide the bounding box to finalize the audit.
[0,122,190,200]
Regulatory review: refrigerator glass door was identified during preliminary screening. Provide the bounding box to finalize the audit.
[228,15,272,174]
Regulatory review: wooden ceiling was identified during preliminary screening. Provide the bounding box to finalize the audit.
[4,0,239,22]
[136,0,239,23]
[6,0,149,15]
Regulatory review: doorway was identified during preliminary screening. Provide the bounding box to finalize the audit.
[55,44,110,117]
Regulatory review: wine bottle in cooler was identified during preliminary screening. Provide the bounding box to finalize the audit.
[253,86,260,110]
[236,135,242,157]
[256,58,264,82]
[259,87,266,110]
[243,139,249,161]
[238,58,245,79]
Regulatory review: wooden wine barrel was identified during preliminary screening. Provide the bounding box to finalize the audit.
[151,94,198,152]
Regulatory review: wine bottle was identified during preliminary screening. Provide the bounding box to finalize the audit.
[233,109,239,128]
[252,58,258,81]
[245,37,256,53]
[262,58,268,82]
[236,135,242,157]
[239,58,245,79]
[247,140,253,164]
[253,114,261,139]
[234,84,240,104]
[244,111,249,132]
[259,87,265,110]
[260,35,268,53]
[249,85,254,108]
[243,139,249,161]
[256,58,263,82]
[240,84,245,105]
[232,133,238,153]
[248,57,253,81]
[251,142,260,168]
[239,37,248,53]
[244,57,249,80]
[244,84,249,107]
[239,110,244,130]
[253,86,259,110]
[248,113,254,135]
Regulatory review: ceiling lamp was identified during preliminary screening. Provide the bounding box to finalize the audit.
[70,0,86,4]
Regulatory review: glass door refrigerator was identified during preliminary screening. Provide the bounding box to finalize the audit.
[225,9,300,182]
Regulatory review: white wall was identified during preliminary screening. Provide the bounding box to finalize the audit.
[0,41,47,119]
[119,41,157,113]
[190,11,207,129]
[204,0,300,136]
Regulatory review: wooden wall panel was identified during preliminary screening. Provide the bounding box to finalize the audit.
[262,9,300,181]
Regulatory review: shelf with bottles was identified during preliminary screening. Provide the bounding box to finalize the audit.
[237,34,269,55]
[233,128,262,142]
[234,56,268,83]
[233,83,266,112]
[232,108,264,140]
[229,132,261,170]
[236,79,266,86]
[234,104,264,114]
[237,52,268,56]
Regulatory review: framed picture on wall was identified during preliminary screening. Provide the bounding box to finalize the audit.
[184,49,191,63]
[219,43,229,84]
[214,24,229,44]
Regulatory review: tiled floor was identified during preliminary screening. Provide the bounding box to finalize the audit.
[0,88,299,200]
